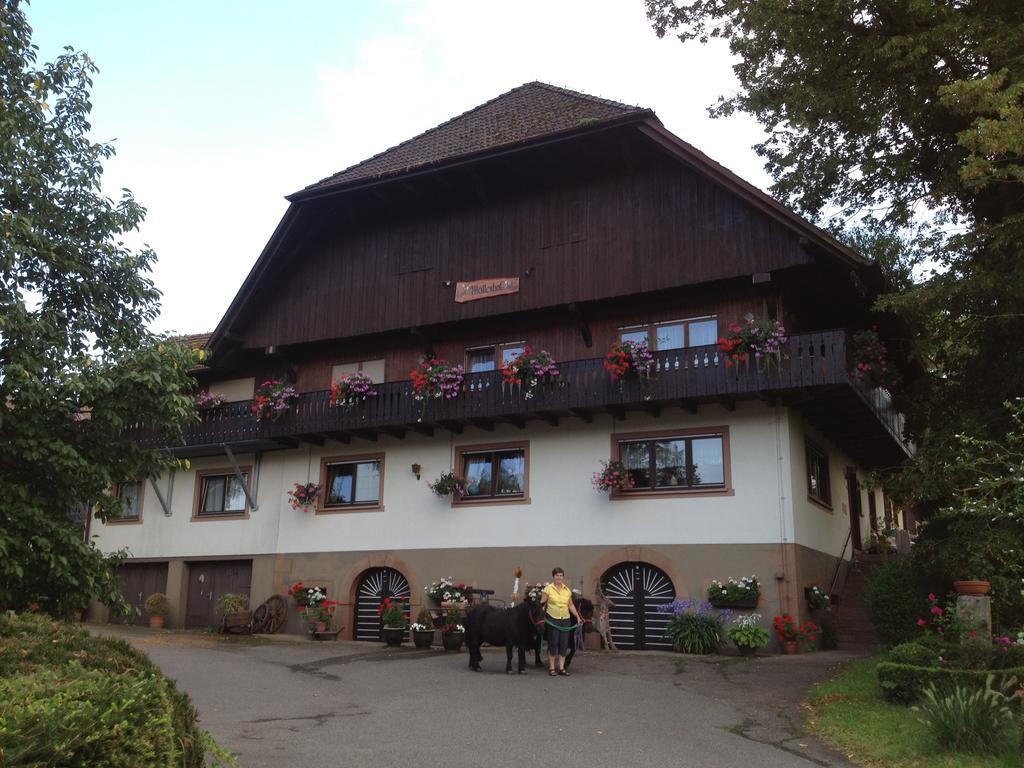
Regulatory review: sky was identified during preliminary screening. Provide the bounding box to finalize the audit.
[28,0,771,337]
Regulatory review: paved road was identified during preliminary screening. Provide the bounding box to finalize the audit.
[96,627,858,768]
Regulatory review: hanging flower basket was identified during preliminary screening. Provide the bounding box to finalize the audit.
[502,346,560,399]
[851,328,898,390]
[592,460,635,493]
[604,339,654,382]
[428,471,468,500]
[717,315,788,369]
[252,379,298,420]
[288,482,321,511]
[329,371,377,408]
[195,390,225,410]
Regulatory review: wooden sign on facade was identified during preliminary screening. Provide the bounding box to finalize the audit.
[454,277,520,303]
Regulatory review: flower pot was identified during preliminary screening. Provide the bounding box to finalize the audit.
[315,621,328,633]
[711,598,759,610]
[781,640,798,655]
[442,631,464,652]
[953,580,990,596]
[72,610,83,623]
[413,630,435,649]
[382,626,406,647]
[148,615,166,629]
[222,611,252,633]
[736,644,757,657]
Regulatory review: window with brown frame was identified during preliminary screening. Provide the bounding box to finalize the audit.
[610,427,731,497]
[455,442,529,502]
[619,316,718,351]
[318,453,384,511]
[464,342,525,373]
[331,359,385,384]
[109,481,143,523]
[193,468,251,519]
[806,443,832,507]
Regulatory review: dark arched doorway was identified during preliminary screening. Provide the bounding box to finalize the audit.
[600,561,676,650]
[354,567,411,641]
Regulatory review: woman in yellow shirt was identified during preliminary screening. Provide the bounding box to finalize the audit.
[540,567,584,677]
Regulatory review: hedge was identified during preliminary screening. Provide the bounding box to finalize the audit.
[0,613,221,767]
[877,661,1024,705]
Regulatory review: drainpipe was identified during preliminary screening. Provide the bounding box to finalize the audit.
[774,401,791,617]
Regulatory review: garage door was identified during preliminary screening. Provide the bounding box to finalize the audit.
[600,562,676,650]
[186,560,252,628]
[113,562,168,625]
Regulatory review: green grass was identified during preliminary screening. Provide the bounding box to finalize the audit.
[807,656,1021,768]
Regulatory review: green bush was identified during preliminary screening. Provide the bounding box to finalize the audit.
[914,678,1016,754]
[877,660,1024,705]
[863,558,929,646]
[888,641,939,667]
[0,613,227,767]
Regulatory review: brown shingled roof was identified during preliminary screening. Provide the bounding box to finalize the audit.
[297,81,649,195]
[176,332,212,350]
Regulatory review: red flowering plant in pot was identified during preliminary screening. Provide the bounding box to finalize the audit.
[773,614,817,653]
[717,315,788,369]
[592,460,636,493]
[287,482,321,511]
[329,371,377,409]
[378,597,409,646]
[502,346,560,399]
[604,339,655,382]
[850,328,899,390]
[409,357,464,419]
[252,379,298,420]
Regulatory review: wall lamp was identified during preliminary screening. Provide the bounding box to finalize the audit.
[411,463,422,480]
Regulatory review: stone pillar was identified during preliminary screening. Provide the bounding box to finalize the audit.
[957,595,992,643]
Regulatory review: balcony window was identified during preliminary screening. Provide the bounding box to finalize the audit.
[612,428,730,496]
[331,359,385,384]
[110,481,143,522]
[806,443,832,507]
[465,342,525,373]
[455,442,529,502]
[194,469,250,518]
[319,454,384,512]
[619,316,718,350]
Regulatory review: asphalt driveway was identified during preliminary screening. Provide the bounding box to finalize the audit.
[95,626,858,768]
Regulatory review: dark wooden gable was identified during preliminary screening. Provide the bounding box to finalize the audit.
[231,127,818,350]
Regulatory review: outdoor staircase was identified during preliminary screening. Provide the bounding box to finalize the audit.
[834,553,887,650]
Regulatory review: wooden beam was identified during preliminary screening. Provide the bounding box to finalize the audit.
[324,430,351,444]
[607,406,627,421]
[470,418,495,432]
[353,429,379,442]
[679,399,698,415]
[381,426,407,440]
[537,411,559,427]
[502,416,527,430]
[271,437,300,449]
[641,403,661,418]
[439,420,463,434]
[412,424,435,437]
[298,434,325,446]
[570,408,593,423]
[718,397,736,412]
[567,303,593,348]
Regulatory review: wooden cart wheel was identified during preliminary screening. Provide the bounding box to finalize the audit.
[251,603,270,633]
[252,595,287,634]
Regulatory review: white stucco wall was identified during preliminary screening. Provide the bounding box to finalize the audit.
[787,411,871,559]
[94,401,802,559]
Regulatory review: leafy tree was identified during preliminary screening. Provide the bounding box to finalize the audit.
[0,1,198,615]
[645,1,1024,507]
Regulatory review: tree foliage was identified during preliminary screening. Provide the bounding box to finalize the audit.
[645,0,1024,508]
[0,1,199,615]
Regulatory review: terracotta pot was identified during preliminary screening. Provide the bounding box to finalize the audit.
[382,626,406,646]
[413,630,435,649]
[148,615,166,629]
[953,580,990,596]
[781,640,798,655]
[442,631,464,652]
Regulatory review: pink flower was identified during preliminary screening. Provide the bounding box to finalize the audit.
[927,593,936,601]
[970,631,978,638]
[930,606,943,615]
[916,619,926,627]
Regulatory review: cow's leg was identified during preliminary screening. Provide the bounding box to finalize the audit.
[534,633,544,666]
[565,644,575,671]
[517,644,527,673]
[506,642,514,674]
[467,637,481,670]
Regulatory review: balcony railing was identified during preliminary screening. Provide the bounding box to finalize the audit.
[135,330,908,462]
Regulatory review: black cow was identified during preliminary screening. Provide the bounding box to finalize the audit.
[464,601,546,674]
[532,597,596,671]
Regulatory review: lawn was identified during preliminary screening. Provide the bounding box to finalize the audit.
[807,656,1021,768]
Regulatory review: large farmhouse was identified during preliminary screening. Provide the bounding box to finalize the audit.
[93,82,913,648]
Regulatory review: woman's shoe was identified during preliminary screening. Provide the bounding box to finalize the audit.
[549,669,558,676]
[558,669,570,676]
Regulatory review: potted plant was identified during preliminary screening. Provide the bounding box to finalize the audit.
[329,371,377,408]
[428,472,467,500]
[952,579,991,596]
[850,328,898,390]
[409,357,465,419]
[287,481,321,511]
[195,390,225,410]
[412,609,435,649]
[592,460,636,493]
[805,585,831,611]
[288,582,328,632]
[378,597,408,646]
[423,577,468,607]
[708,575,761,609]
[441,621,465,652]
[251,379,298,420]
[501,346,560,399]
[717,314,788,369]
[309,600,339,633]
[604,339,655,382]
[144,592,169,629]
[727,613,770,657]
[773,614,799,654]
[217,593,251,632]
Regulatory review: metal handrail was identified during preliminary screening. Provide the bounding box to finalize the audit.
[829,526,853,600]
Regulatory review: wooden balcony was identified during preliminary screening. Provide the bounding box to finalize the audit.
[137,330,912,470]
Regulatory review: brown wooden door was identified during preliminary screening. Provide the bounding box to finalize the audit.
[846,469,863,551]
[113,563,168,625]
[185,560,252,628]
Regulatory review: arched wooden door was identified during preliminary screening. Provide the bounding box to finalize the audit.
[600,562,676,650]
[354,567,410,641]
